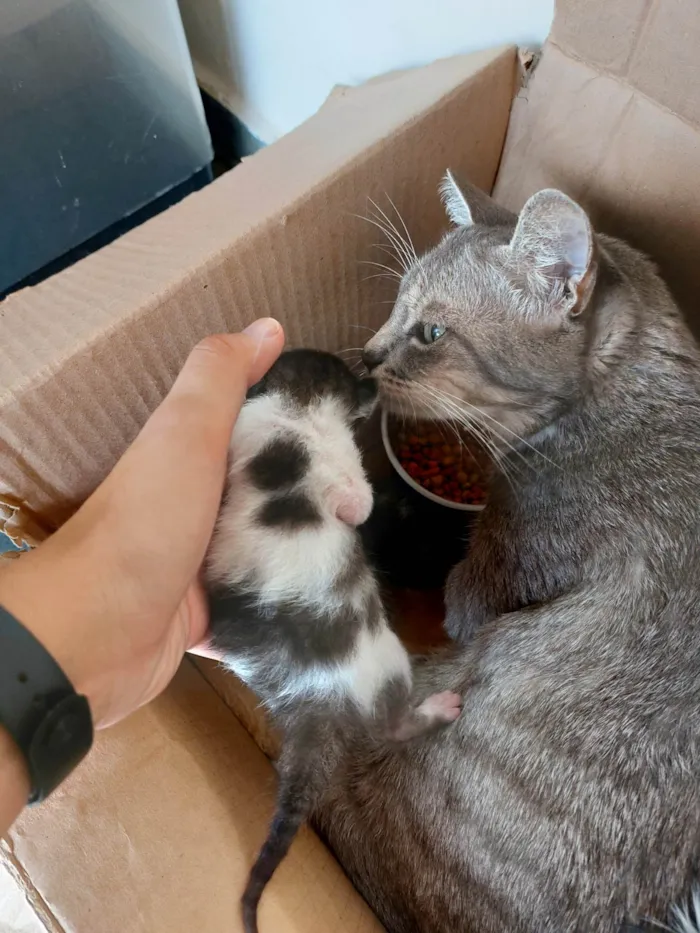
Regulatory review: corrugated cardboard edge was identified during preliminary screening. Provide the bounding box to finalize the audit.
[0,45,517,546]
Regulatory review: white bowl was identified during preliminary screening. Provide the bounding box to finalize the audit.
[380,408,486,513]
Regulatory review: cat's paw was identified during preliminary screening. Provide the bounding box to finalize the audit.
[418,691,462,726]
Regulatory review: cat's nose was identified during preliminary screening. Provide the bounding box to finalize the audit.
[361,346,388,373]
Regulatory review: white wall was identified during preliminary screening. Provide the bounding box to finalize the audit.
[178,0,554,143]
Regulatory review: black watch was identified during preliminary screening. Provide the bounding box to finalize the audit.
[0,604,93,804]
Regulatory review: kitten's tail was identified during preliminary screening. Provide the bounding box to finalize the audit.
[242,731,335,933]
[241,777,313,933]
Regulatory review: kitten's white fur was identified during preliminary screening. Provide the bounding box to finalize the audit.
[208,390,413,714]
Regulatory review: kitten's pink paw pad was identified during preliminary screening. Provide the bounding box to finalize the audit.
[420,691,462,724]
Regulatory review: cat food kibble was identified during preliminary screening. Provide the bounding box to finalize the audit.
[396,424,487,506]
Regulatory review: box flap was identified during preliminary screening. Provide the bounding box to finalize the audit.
[1,662,385,933]
[0,45,516,546]
[494,0,700,336]
[552,0,700,125]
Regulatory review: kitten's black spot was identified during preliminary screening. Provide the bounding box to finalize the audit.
[259,492,321,529]
[248,437,310,491]
[247,349,375,419]
[208,585,362,664]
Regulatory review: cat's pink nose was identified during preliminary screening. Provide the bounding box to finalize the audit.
[330,479,374,527]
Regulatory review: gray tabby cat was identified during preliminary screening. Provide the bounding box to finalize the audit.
[314,175,700,932]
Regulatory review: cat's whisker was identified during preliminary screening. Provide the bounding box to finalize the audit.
[359,210,410,269]
[424,385,541,475]
[355,211,411,274]
[348,325,378,335]
[416,384,525,494]
[371,243,408,267]
[435,386,561,470]
[413,384,522,495]
[384,192,418,265]
[360,272,402,286]
[357,260,403,279]
[638,918,675,933]
[367,198,416,274]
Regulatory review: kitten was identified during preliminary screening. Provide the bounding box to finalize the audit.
[313,176,700,932]
[206,349,461,933]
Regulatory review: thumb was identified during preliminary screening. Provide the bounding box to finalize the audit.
[161,318,284,458]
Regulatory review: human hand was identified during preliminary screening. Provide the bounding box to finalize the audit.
[0,319,284,730]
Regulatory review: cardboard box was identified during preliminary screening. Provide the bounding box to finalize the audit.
[3,1,699,930]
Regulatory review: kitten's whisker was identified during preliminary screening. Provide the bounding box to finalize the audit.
[348,324,378,334]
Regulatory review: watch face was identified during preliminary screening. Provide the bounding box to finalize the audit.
[28,693,94,803]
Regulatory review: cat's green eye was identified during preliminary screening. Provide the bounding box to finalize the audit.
[423,323,447,343]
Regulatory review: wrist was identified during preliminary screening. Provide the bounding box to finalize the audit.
[0,544,109,727]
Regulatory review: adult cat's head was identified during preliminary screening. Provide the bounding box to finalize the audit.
[362,173,601,442]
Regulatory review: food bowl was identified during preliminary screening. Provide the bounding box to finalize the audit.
[380,409,487,512]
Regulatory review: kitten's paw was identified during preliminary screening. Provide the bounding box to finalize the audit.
[419,691,462,725]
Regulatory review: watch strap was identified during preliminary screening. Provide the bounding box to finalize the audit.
[0,605,93,804]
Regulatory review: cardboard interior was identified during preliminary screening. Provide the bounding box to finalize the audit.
[1,46,515,932]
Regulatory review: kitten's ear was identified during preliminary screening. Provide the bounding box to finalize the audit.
[507,189,595,313]
[355,377,378,420]
[439,170,516,228]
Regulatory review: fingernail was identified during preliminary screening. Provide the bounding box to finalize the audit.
[244,318,281,343]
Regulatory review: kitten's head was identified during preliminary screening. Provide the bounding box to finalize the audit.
[362,173,599,441]
[233,350,378,527]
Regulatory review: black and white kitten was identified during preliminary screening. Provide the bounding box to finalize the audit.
[206,349,461,933]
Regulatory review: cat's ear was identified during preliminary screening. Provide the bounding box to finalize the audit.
[507,189,595,313]
[355,377,378,420]
[439,170,516,228]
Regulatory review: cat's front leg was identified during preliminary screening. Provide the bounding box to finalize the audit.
[444,557,492,645]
